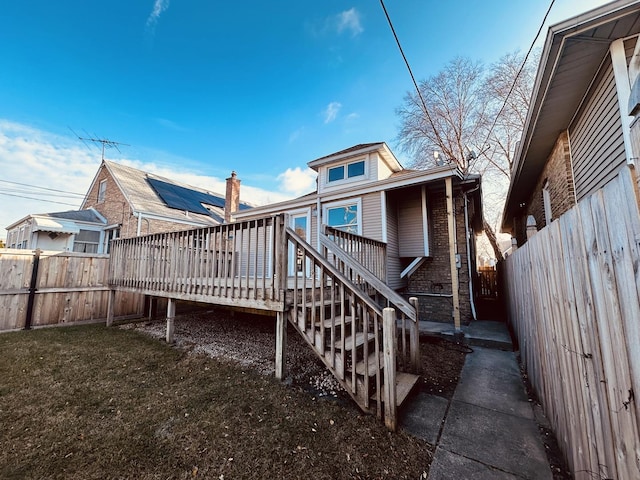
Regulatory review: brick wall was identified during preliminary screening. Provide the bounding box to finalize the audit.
[407,189,474,324]
[514,131,576,246]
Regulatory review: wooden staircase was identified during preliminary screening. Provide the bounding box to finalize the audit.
[285,226,422,429]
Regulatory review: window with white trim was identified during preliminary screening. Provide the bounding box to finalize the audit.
[97,180,107,203]
[327,160,366,183]
[325,200,360,234]
[73,229,101,253]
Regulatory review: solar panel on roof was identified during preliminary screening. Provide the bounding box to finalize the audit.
[147,177,226,217]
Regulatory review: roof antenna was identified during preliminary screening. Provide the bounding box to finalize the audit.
[68,127,130,161]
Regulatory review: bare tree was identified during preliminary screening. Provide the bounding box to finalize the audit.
[396,51,537,260]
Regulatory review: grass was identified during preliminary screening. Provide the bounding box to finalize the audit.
[0,324,432,479]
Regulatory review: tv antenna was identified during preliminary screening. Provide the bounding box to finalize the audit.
[69,127,130,161]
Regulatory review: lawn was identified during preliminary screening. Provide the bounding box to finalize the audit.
[0,324,433,479]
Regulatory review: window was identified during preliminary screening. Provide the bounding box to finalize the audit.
[73,229,101,253]
[328,165,345,182]
[327,160,366,183]
[347,161,365,177]
[97,180,107,203]
[326,202,359,234]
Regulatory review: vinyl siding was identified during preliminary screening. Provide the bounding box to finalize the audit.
[569,54,626,201]
[385,194,404,290]
[361,192,383,240]
[397,187,426,257]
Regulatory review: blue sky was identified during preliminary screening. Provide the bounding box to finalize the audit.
[0,0,610,239]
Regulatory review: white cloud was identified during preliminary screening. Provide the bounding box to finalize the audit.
[323,101,342,124]
[146,0,170,31]
[0,120,296,240]
[288,127,305,144]
[336,8,363,37]
[277,167,317,197]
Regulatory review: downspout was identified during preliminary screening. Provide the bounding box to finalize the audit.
[464,188,479,321]
[316,197,322,251]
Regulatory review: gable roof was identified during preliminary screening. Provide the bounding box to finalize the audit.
[89,161,251,225]
[502,0,640,231]
[6,208,106,231]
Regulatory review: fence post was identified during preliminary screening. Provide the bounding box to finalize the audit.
[409,297,421,374]
[24,249,41,330]
[106,289,116,327]
[383,307,397,431]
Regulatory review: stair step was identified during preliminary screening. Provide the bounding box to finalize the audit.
[334,332,375,351]
[375,372,420,407]
[355,352,383,377]
[321,316,353,328]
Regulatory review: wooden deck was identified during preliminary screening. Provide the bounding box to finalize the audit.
[107,213,421,431]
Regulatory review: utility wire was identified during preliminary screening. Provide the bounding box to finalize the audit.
[479,0,556,154]
[0,191,81,207]
[379,0,450,163]
[0,179,85,197]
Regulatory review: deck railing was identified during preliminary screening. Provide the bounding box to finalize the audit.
[108,215,286,311]
[324,225,387,282]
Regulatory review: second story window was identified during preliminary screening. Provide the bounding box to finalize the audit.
[98,180,107,203]
[327,160,366,183]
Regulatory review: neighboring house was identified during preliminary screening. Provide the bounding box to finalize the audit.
[500,3,640,477]
[5,208,108,253]
[502,0,640,244]
[81,160,252,245]
[234,142,483,324]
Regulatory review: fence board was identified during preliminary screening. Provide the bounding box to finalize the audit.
[505,167,640,480]
[0,250,144,331]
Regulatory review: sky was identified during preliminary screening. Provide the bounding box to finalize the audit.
[0,0,613,240]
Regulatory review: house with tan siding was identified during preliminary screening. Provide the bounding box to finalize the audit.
[234,142,483,324]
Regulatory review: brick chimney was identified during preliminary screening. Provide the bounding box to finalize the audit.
[225,171,240,223]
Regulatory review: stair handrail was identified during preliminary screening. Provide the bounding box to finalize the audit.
[319,231,416,322]
[323,225,387,282]
[284,226,384,316]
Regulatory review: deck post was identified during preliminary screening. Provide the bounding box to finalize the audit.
[383,307,397,432]
[166,298,176,344]
[445,177,461,332]
[106,289,116,327]
[409,297,421,374]
[275,311,287,380]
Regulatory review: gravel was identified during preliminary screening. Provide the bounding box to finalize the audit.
[119,308,345,399]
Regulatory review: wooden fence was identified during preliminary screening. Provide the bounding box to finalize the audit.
[0,249,144,331]
[504,166,640,480]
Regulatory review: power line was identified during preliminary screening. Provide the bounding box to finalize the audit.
[0,179,85,197]
[479,0,556,156]
[378,0,450,161]
[0,191,81,207]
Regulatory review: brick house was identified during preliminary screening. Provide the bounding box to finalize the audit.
[502,0,640,246]
[234,143,483,325]
[81,160,251,250]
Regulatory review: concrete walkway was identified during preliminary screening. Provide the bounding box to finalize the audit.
[401,321,552,480]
